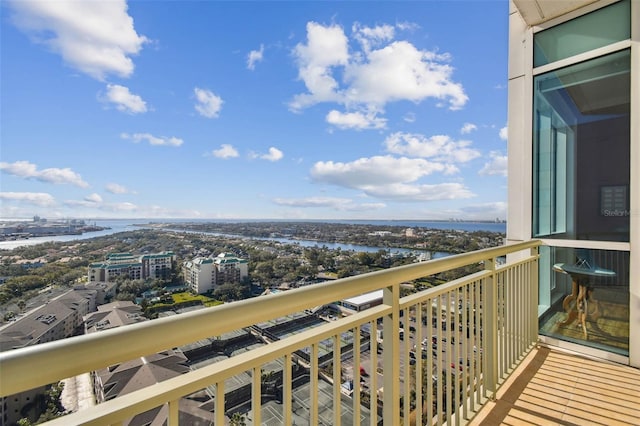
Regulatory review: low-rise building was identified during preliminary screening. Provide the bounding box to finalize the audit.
[84,301,146,333]
[0,290,94,351]
[88,251,176,283]
[0,289,97,425]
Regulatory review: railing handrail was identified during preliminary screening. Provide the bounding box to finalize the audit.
[0,240,540,397]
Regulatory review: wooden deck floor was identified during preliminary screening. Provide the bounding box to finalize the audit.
[469,346,640,426]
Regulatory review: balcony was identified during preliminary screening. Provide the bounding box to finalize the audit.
[1,240,637,425]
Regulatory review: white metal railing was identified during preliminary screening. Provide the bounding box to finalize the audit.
[0,240,540,425]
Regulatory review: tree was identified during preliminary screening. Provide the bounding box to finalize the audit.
[229,412,247,426]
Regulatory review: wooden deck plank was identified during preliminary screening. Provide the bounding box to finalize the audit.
[469,347,640,426]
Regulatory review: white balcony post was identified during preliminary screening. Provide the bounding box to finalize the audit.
[382,283,400,425]
[484,257,499,399]
[530,246,540,344]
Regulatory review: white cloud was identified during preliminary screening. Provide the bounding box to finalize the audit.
[460,202,507,219]
[289,21,467,128]
[65,199,138,212]
[396,21,420,32]
[85,193,103,203]
[260,147,284,162]
[479,151,508,176]
[312,156,444,186]
[461,123,477,134]
[290,22,349,110]
[102,84,147,114]
[194,87,223,118]
[247,44,264,70]
[325,110,386,130]
[106,183,135,194]
[361,182,474,201]
[310,155,474,201]
[384,132,481,163]
[102,201,137,212]
[212,144,239,159]
[121,132,183,147]
[403,112,416,123]
[273,196,385,211]
[352,22,395,53]
[499,126,508,141]
[0,191,55,206]
[345,41,466,109]
[7,0,147,80]
[0,160,89,187]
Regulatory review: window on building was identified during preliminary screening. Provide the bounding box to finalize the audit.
[533,0,630,67]
[533,49,630,242]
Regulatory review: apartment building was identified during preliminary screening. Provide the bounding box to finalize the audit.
[183,253,248,294]
[0,290,93,351]
[88,251,176,283]
[182,257,215,294]
[508,0,638,365]
[0,289,96,425]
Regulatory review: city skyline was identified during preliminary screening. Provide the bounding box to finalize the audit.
[1,1,509,221]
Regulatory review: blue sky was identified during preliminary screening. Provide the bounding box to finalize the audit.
[1,0,509,221]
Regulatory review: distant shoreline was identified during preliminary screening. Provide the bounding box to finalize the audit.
[0,218,505,251]
[0,217,506,224]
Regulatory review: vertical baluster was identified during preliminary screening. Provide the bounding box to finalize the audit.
[383,283,400,425]
[310,343,319,425]
[168,399,179,425]
[436,295,444,425]
[415,303,423,426]
[402,307,410,425]
[461,284,469,422]
[484,257,498,400]
[426,297,434,426]
[252,366,261,426]
[215,381,225,425]
[354,326,362,425]
[530,246,539,346]
[333,334,341,426]
[444,292,452,426]
[475,279,483,406]
[370,319,378,426]
[284,354,292,425]
[453,288,461,426]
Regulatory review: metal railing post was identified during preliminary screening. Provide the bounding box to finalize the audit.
[382,283,400,425]
[484,257,499,400]
[530,246,540,345]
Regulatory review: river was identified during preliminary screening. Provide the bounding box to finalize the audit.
[0,218,506,256]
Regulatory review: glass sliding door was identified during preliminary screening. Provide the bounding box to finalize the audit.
[533,49,630,242]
